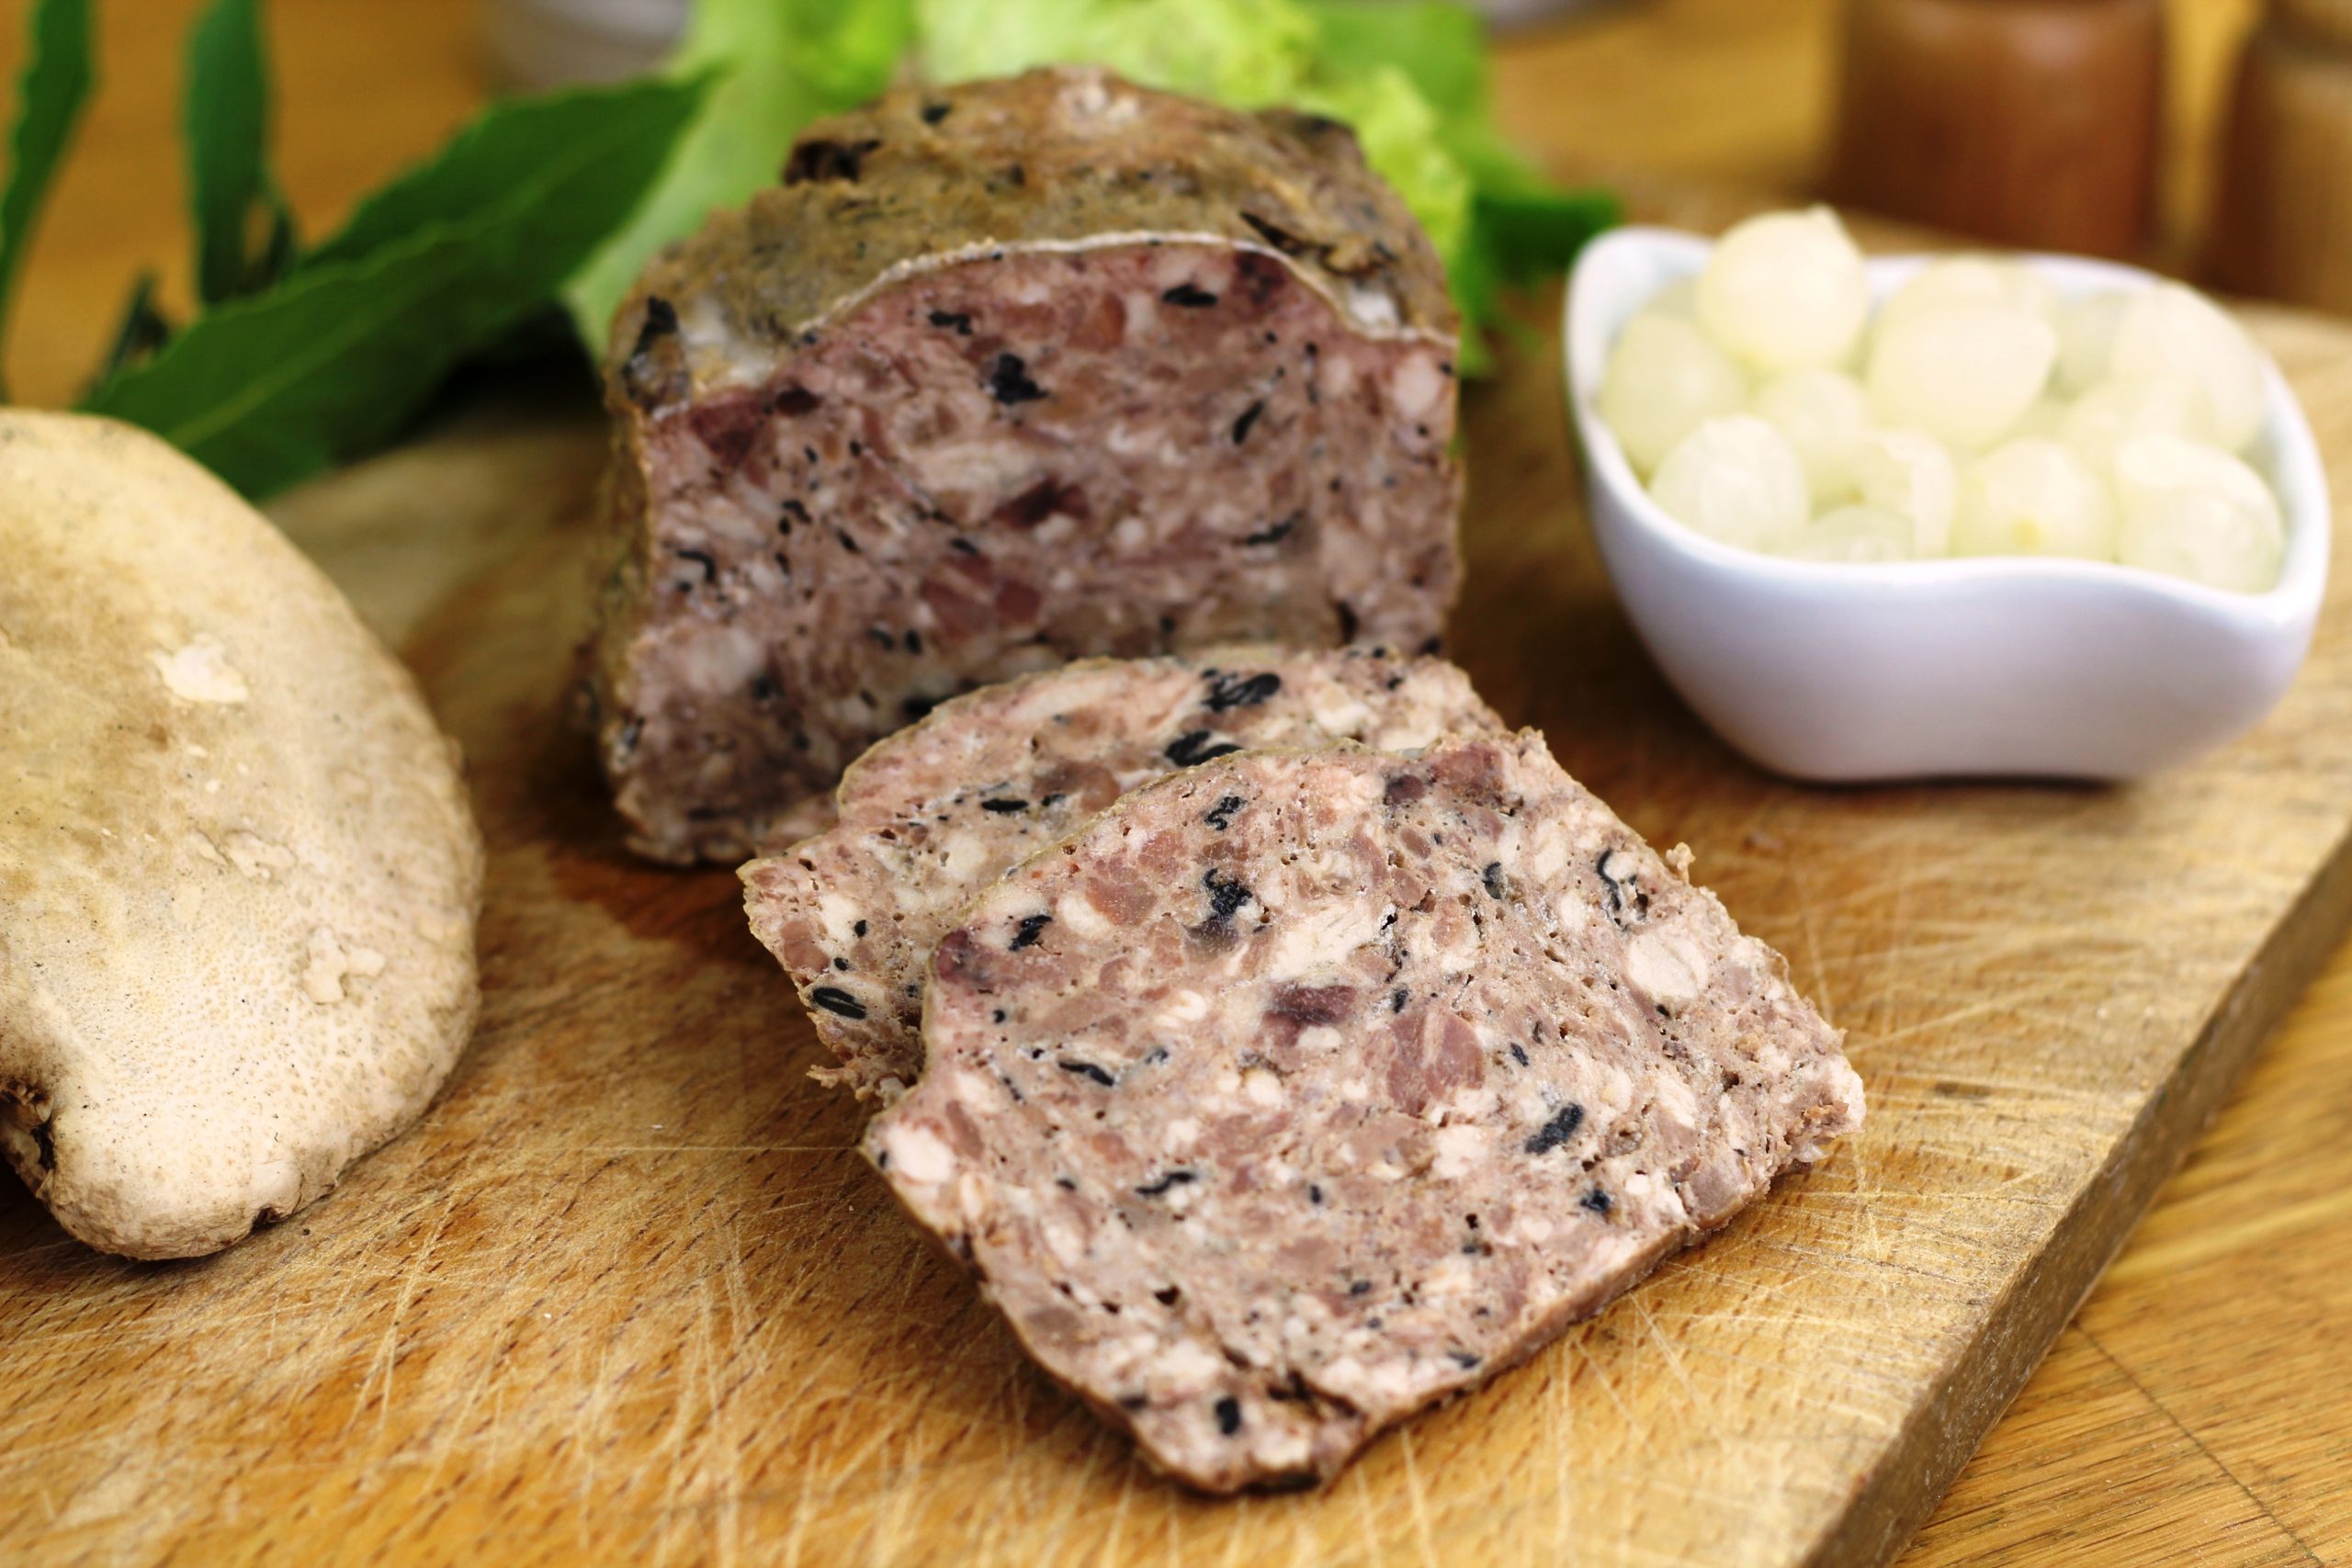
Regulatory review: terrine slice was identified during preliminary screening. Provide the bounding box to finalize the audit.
[864,732,1864,1491]
[742,646,1504,1099]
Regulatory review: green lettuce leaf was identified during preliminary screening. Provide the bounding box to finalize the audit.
[917,0,1313,106]
[84,74,707,496]
[560,0,913,350]
[185,0,296,303]
[0,0,93,400]
[1297,0,1484,123]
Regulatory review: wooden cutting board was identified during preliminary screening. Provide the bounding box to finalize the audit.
[6,289,2352,1567]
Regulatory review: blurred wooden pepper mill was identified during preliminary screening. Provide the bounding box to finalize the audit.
[2208,1,2352,313]
[1826,0,2165,257]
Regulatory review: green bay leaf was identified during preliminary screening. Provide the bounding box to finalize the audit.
[83,73,706,496]
[308,73,706,273]
[186,0,290,303]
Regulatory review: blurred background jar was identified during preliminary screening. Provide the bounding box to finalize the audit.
[484,0,685,87]
[2208,0,2352,313]
[1826,0,2166,258]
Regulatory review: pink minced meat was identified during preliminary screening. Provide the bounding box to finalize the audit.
[584,67,1462,863]
[742,646,1503,1099]
[865,732,1863,1491]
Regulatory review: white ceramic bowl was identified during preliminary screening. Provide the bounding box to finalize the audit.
[1564,228,2330,782]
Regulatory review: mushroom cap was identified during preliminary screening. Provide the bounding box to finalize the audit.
[0,412,484,1258]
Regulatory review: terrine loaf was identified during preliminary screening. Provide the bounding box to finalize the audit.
[586,66,1464,863]
[742,646,1504,1099]
[865,732,1863,1490]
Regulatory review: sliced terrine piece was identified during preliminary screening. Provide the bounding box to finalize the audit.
[742,646,1503,1099]
[586,65,1462,863]
[864,732,1863,1491]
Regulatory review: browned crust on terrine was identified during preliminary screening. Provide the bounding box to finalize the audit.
[864,732,1863,1491]
[742,646,1505,1099]
[584,67,1464,864]
[605,67,1453,400]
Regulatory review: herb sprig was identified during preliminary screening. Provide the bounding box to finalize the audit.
[0,0,707,494]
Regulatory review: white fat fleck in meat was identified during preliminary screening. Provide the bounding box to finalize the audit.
[1119,290,1159,344]
[1625,929,1712,1013]
[1391,351,1451,420]
[1295,1024,1342,1058]
[1154,1337,1226,1393]
[815,891,868,949]
[1102,422,1183,459]
[1430,1123,1487,1180]
[665,621,768,697]
[1442,1083,1501,1122]
[1111,517,1149,552]
[899,437,1038,499]
[1306,688,1373,736]
[880,1122,957,1186]
[1163,1117,1201,1152]
[1043,1218,1087,1266]
[936,831,999,888]
[1001,270,1057,307]
[825,693,878,728]
[1254,895,1394,982]
[1056,889,1117,942]
[1422,1257,1477,1299]
[1523,818,1576,883]
[1361,1359,1419,1402]
[1550,891,1598,941]
[1155,989,1211,1027]
[1241,1067,1285,1107]
[1343,283,1402,332]
[946,1065,1006,1115]
[1319,345,1362,402]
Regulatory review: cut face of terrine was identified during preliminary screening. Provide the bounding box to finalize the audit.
[742,647,1504,1099]
[586,66,1463,863]
[864,733,1863,1491]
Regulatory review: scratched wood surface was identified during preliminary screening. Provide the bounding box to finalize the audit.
[4,265,2351,1562]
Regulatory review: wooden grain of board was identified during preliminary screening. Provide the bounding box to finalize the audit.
[5,286,2352,1567]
